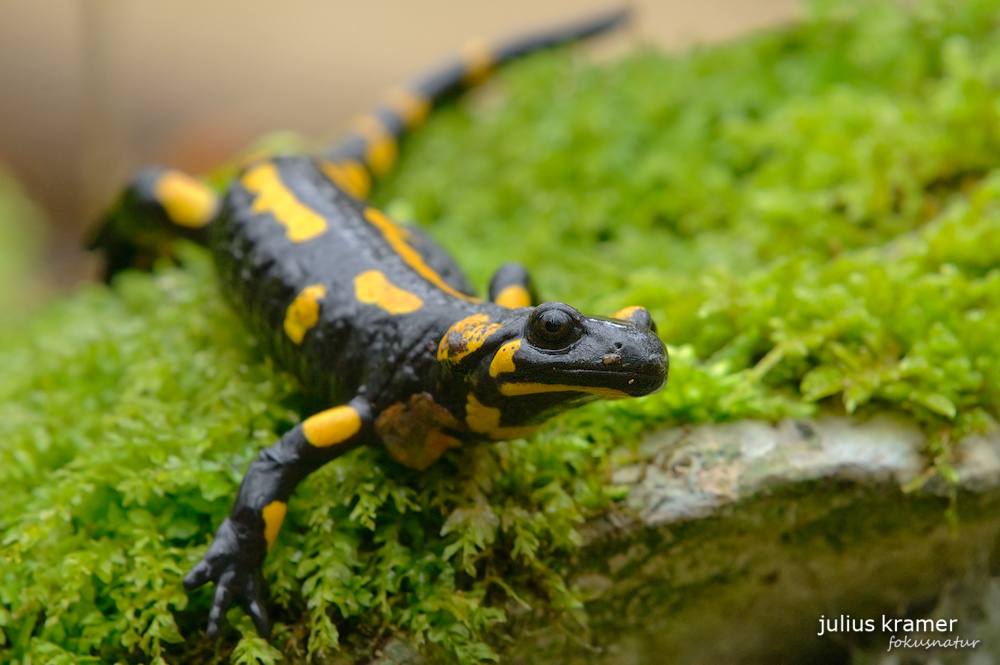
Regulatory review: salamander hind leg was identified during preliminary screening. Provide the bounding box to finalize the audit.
[183,396,374,638]
[89,165,220,280]
[489,262,537,308]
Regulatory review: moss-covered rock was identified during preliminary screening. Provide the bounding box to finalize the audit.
[4,0,1000,663]
[511,417,1000,664]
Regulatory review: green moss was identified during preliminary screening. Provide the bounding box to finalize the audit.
[4,0,1000,662]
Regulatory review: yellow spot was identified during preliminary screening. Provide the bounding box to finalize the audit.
[495,284,532,309]
[464,394,496,434]
[437,313,503,363]
[261,500,287,549]
[364,208,479,302]
[613,305,645,322]
[461,39,494,86]
[154,171,219,229]
[318,159,371,199]
[354,269,423,314]
[499,382,630,399]
[303,404,363,447]
[242,162,327,242]
[385,86,431,128]
[284,284,327,344]
[466,394,540,440]
[489,339,521,377]
[352,114,397,177]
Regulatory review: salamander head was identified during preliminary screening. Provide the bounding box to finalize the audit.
[438,302,668,439]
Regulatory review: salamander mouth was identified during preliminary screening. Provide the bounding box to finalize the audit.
[496,363,667,399]
[560,366,667,397]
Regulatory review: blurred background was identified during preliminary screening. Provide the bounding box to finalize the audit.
[0,0,798,287]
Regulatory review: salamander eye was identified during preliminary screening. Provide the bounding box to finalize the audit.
[526,303,582,350]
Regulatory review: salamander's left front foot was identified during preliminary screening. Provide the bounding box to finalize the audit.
[183,516,272,639]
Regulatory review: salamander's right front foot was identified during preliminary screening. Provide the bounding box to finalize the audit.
[183,516,272,639]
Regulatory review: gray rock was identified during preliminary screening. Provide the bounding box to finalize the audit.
[502,416,1000,665]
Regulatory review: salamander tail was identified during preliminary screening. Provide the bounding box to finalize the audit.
[317,8,630,197]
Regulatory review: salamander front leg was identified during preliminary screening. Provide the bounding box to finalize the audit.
[183,396,374,638]
[488,262,538,308]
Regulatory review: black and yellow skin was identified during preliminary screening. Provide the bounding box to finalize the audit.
[91,9,667,640]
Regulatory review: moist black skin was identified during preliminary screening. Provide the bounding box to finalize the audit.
[90,8,667,640]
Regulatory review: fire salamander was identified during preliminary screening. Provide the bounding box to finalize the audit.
[90,9,667,640]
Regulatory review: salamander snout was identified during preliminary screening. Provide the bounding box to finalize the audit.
[610,323,668,397]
